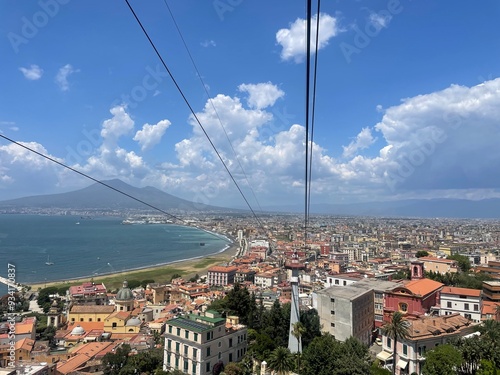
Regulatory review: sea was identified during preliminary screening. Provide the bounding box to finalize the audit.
[0,214,231,295]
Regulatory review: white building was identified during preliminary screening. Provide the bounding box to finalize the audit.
[377,314,476,375]
[163,310,247,375]
[438,286,482,323]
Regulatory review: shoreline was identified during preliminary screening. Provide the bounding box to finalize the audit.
[27,241,240,291]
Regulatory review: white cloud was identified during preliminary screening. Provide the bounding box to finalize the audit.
[201,40,216,47]
[100,105,134,144]
[368,12,392,29]
[133,119,171,151]
[55,64,79,91]
[238,82,285,109]
[342,127,376,158]
[276,13,341,63]
[19,64,43,80]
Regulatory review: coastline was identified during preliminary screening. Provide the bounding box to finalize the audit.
[27,241,239,291]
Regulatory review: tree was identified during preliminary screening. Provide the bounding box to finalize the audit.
[422,344,463,375]
[447,254,471,272]
[301,334,371,375]
[267,347,294,375]
[381,312,410,375]
[300,308,322,349]
[416,250,429,258]
[102,344,131,375]
[477,359,499,375]
[222,362,244,375]
[292,322,306,373]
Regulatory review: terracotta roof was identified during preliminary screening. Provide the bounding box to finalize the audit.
[67,321,105,332]
[405,313,473,340]
[15,320,35,335]
[15,338,34,351]
[207,265,238,272]
[441,286,481,297]
[57,353,91,375]
[71,341,114,357]
[482,301,500,317]
[401,278,443,296]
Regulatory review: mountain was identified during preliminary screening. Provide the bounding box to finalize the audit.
[264,198,500,219]
[0,179,233,213]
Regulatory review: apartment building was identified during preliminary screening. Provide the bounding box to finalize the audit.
[163,311,247,375]
[207,266,238,286]
[439,286,481,322]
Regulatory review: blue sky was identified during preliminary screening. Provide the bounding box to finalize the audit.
[1,0,500,209]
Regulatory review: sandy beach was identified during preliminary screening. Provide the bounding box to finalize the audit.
[28,242,240,291]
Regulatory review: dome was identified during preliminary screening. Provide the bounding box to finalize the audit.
[71,325,85,335]
[126,317,142,327]
[116,281,134,301]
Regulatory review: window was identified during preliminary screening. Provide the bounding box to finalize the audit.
[185,330,189,339]
[399,303,408,312]
[168,325,172,334]
[167,339,171,349]
[167,354,171,364]
[206,362,211,372]
[330,298,335,303]
[335,280,339,285]
[464,303,470,310]
[474,304,479,311]
[177,327,181,336]
[194,333,198,341]
[218,341,222,348]
[89,318,92,322]
[331,322,335,327]
[387,338,392,348]
[447,301,452,308]
[175,342,180,352]
[184,360,189,371]
[343,281,347,286]
[97,318,101,322]
[403,344,408,356]
[184,345,188,355]
[192,363,197,374]
[229,353,233,362]
[331,310,335,315]
[207,347,211,356]
[229,338,233,347]
[218,352,222,360]
[175,357,179,368]
[193,348,197,359]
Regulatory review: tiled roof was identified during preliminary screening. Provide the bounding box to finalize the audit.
[401,278,443,296]
[441,286,481,297]
[70,305,115,313]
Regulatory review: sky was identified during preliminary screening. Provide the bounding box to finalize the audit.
[1,1,500,210]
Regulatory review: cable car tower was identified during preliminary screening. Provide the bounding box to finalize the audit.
[285,250,306,353]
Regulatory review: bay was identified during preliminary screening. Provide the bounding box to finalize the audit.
[0,214,230,294]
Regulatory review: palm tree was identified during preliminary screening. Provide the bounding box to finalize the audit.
[267,347,294,375]
[292,322,306,374]
[381,311,410,375]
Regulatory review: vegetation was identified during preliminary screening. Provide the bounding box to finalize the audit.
[425,270,494,289]
[416,250,430,258]
[382,311,410,375]
[102,344,168,375]
[267,347,295,375]
[447,254,472,272]
[422,344,463,375]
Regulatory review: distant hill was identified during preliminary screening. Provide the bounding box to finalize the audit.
[0,179,233,213]
[264,198,500,219]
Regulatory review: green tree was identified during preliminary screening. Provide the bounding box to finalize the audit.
[267,347,294,375]
[141,279,155,286]
[170,273,182,281]
[300,308,322,349]
[301,334,370,375]
[222,362,244,375]
[447,254,472,272]
[292,321,306,373]
[422,344,463,375]
[416,250,429,258]
[477,359,499,375]
[381,312,410,375]
[102,344,131,375]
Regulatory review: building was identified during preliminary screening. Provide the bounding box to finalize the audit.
[482,281,500,303]
[418,256,459,274]
[314,283,374,346]
[383,263,443,321]
[207,266,238,286]
[68,281,108,305]
[163,310,247,375]
[438,286,481,322]
[378,314,475,375]
[475,261,500,279]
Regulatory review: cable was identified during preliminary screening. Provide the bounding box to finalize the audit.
[304,0,312,247]
[162,0,265,215]
[124,0,266,231]
[0,134,186,224]
[307,0,321,222]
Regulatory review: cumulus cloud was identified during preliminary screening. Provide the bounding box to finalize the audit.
[55,64,79,91]
[19,64,43,80]
[276,13,341,63]
[342,127,376,158]
[133,119,171,151]
[238,82,285,109]
[4,78,500,206]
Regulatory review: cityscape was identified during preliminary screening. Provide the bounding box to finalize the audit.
[1,208,500,374]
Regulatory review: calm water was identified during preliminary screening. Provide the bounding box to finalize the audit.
[0,214,230,292]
